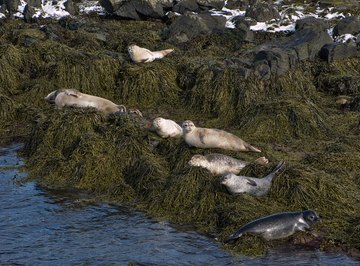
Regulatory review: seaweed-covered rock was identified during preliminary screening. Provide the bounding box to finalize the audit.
[295,17,329,32]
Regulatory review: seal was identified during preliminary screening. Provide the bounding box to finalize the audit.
[181,120,261,152]
[151,117,183,138]
[128,44,174,63]
[225,210,320,243]
[220,160,285,196]
[45,89,127,115]
[188,153,269,176]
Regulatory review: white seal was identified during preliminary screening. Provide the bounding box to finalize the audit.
[128,44,174,63]
[44,89,127,115]
[188,153,268,175]
[181,120,261,152]
[151,117,183,138]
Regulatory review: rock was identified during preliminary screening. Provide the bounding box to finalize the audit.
[59,17,80,30]
[245,0,280,22]
[165,12,226,44]
[3,0,20,18]
[27,0,41,8]
[23,4,37,23]
[320,43,359,62]
[225,0,249,10]
[295,17,329,32]
[333,16,360,37]
[64,0,79,16]
[197,0,224,10]
[99,0,123,14]
[235,23,254,42]
[231,16,257,28]
[173,0,199,14]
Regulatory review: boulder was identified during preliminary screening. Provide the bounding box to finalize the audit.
[245,0,280,22]
[173,0,199,14]
[225,0,249,10]
[320,43,359,62]
[197,0,225,10]
[295,17,329,32]
[333,16,360,37]
[64,0,79,16]
[165,12,226,44]
[23,4,37,23]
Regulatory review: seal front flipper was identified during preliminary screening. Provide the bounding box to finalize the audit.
[245,177,257,186]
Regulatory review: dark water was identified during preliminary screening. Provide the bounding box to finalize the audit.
[0,144,359,266]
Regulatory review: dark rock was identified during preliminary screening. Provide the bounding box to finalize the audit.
[165,12,226,44]
[99,0,123,14]
[333,16,360,37]
[197,0,224,10]
[318,0,360,11]
[235,23,254,42]
[245,0,280,22]
[295,17,329,32]
[113,1,140,20]
[64,0,79,16]
[132,0,164,19]
[27,0,41,8]
[173,0,199,14]
[225,0,249,10]
[59,17,80,30]
[3,0,20,18]
[231,16,257,28]
[356,33,360,44]
[320,43,359,62]
[23,4,37,23]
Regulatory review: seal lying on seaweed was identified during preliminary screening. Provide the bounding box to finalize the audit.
[181,120,261,152]
[220,161,285,196]
[188,153,268,175]
[151,117,183,138]
[225,210,320,243]
[45,89,142,116]
[128,44,174,63]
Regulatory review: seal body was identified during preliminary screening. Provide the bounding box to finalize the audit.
[181,120,261,152]
[188,153,269,176]
[225,210,320,243]
[221,161,285,196]
[128,44,174,63]
[152,117,183,138]
[45,89,127,115]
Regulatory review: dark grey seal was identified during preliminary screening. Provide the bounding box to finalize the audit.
[220,160,285,196]
[225,210,320,244]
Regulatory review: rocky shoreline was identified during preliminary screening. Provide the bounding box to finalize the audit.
[0,0,360,259]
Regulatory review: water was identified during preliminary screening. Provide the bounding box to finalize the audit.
[0,143,359,266]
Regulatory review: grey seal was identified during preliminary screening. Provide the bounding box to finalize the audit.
[128,44,174,63]
[225,210,320,243]
[45,89,128,115]
[188,153,269,176]
[220,161,285,196]
[151,117,183,138]
[181,120,261,152]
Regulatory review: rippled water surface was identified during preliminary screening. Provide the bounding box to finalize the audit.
[1,144,359,265]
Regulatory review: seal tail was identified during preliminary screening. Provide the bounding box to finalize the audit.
[244,142,261,153]
[224,232,243,244]
[152,49,174,59]
[265,160,286,181]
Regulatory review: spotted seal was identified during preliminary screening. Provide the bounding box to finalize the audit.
[188,153,269,176]
[45,89,128,115]
[220,160,285,196]
[128,44,174,63]
[181,120,261,152]
[225,210,320,243]
[151,117,183,138]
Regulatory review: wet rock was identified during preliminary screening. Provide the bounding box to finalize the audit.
[59,17,80,30]
[2,0,20,18]
[320,43,359,62]
[225,0,249,10]
[235,23,254,42]
[64,0,79,16]
[27,0,41,8]
[23,4,37,23]
[231,16,257,28]
[318,0,360,11]
[245,0,280,22]
[197,0,225,10]
[165,12,226,44]
[333,16,360,37]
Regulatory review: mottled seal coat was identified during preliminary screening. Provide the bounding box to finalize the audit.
[220,161,285,196]
[181,120,261,152]
[225,210,320,243]
[151,117,183,138]
[128,44,174,63]
[188,153,269,176]
[45,89,127,115]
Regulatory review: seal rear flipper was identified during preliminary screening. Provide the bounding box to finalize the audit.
[224,231,243,244]
[270,160,286,176]
[245,177,257,186]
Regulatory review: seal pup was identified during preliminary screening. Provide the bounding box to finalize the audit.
[181,120,261,152]
[220,161,285,196]
[128,44,174,63]
[45,89,127,115]
[225,210,320,243]
[151,117,183,138]
[188,154,269,176]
